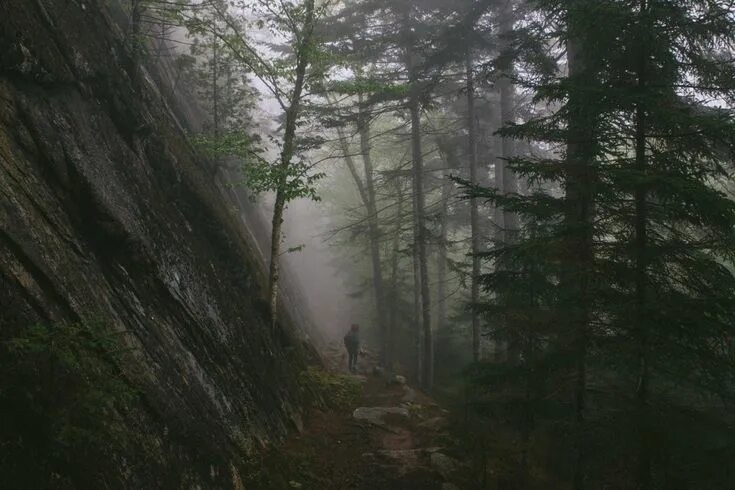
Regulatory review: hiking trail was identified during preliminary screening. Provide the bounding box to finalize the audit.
[248,342,469,489]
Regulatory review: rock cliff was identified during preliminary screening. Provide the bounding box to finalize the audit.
[0,0,316,487]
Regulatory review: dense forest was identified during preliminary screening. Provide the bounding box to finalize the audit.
[1,0,735,488]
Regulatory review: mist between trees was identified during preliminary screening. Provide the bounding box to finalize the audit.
[124,0,735,487]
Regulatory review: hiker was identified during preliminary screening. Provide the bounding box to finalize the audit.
[344,324,360,374]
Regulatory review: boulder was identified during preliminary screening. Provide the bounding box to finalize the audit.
[375,449,423,476]
[401,385,418,403]
[430,452,459,478]
[377,448,424,461]
[353,406,410,426]
[417,416,446,430]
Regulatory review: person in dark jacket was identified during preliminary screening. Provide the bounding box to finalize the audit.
[344,324,360,373]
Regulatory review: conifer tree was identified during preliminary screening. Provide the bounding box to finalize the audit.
[465,0,735,486]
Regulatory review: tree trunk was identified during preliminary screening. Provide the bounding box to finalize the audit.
[335,125,369,205]
[436,153,452,336]
[519,330,536,486]
[409,94,433,391]
[565,20,596,490]
[412,183,423,386]
[634,2,651,487]
[358,97,389,367]
[489,1,518,362]
[499,4,518,242]
[225,62,233,123]
[466,50,482,363]
[267,0,315,330]
[388,178,405,374]
[491,57,506,362]
[268,191,287,331]
[212,30,219,141]
[398,4,431,388]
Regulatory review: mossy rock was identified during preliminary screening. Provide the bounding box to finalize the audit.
[299,366,362,411]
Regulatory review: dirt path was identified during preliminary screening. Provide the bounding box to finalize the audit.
[246,343,467,489]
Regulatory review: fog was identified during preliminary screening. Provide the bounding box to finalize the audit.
[132,0,735,487]
[281,198,361,341]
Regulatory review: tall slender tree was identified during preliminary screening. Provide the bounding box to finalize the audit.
[330,93,389,366]
[195,0,332,329]
[466,49,483,363]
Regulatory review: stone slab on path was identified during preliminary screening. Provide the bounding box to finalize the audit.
[352,406,410,426]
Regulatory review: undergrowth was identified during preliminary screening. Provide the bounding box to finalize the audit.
[0,321,139,488]
[299,366,362,411]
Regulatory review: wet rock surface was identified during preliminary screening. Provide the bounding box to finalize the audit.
[0,0,315,487]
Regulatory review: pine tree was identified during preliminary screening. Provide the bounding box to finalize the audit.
[599,1,735,487]
[465,0,735,486]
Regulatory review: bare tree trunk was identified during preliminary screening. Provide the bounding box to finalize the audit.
[435,138,462,342]
[436,160,452,336]
[335,126,369,205]
[412,187,423,386]
[409,95,433,391]
[226,62,233,123]
[267,0,315,330]
[466,49,482,363]
[269,191,287,330]
[388,178,405,374]
[358,97,389,367]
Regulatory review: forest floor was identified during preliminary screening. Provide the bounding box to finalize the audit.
[246,342,470,489]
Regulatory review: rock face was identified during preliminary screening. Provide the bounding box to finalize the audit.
[0,0,315,487]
